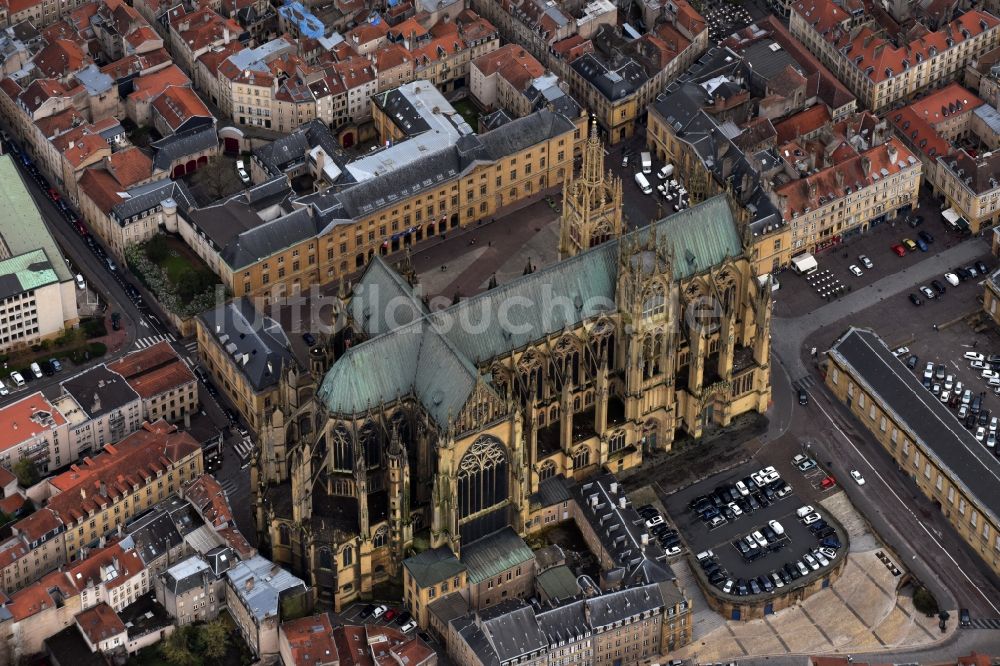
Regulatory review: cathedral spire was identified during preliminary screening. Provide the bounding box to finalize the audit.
[582,114,604,185]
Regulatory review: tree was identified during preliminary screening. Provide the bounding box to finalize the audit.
[196,619,229,663]
[145,235,170,264]
[160,626,196,666]
[913,586,939,616]
[13,458,39,487]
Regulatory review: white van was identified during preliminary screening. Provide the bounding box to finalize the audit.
[657,164,674,180]
[10,371,25,387]
[640,151,652,174]
[634,172,652,195]
[29,362,43,379]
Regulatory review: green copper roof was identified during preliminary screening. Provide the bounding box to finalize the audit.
[403,546,466,588]
[0,155,73,282]
[317,194,742,424]
[0,248,58,297]
[461,527,534,584]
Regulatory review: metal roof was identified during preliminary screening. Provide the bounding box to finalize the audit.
[225,555,306,622]
[461,527,534,584]
[0,248,58,299]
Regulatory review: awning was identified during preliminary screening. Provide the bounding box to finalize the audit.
[791,252,818,273]
[942,208,961,225]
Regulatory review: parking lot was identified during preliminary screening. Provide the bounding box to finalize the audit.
[662,461,846,599]
[774,197,990,319]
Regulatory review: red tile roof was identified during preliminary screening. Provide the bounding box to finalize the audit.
[774,104,831,143]
[281,614,340,666]
[18,79,69,114]
[65,540,144,592]
[34,39,87,79]
[793,0,1000,83]
[101,48,173,80]
[889,83,982,160]
[151,85,213,132]
[5,570,75,621]
[107,341,195,399]
[0,535,29,571]
[171,7,240,52]
[46,421,201,525]
[76,602,126,645]
[473,44,544,92]
[34,107,87,139]
[78,168,125,214]
[53,128,110,169]
[0,391,66,454]
[196,39,243,72]
[775,137,917,216]
[12,507,63,543]
[182,474,227,524]
[0,465,16,488]
[0,492,27,515]
[103,147,154,188]
[129,64,191,102]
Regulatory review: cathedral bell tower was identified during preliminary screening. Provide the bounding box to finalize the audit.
[559,116,623,258]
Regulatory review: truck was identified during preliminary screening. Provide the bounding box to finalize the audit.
[634,172,652,194]
[657,163,674,180]
[640,151,652,174]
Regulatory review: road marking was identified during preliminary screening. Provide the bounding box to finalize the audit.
[805,386,1000,615]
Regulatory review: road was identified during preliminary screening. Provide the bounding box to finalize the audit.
[768,236,1000,660]
[1,132,256,538]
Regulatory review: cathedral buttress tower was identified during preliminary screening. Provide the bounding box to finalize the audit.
[559,117,623,258]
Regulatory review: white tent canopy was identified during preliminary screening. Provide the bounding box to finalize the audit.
[791,252,818,274]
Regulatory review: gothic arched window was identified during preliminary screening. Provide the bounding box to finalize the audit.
[457,436,509,543]
[539,460,556,481]
[642,283,666,318]
[342,545,353,567]
[573,446,590,469]
[360,421,381,468]
[373,526,388,549]
[332,424,353,471]
[609,430,626,454]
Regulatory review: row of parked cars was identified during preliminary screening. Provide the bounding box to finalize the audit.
[731,519,787,562]
[688,466,792,529]
[916,354,1000,448]
[908,261,988,306]
[2,358,64,394]
[359,604,417,633]
[638,504,682,556]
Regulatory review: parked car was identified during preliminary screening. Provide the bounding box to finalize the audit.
[798,389,809,405]
[976,260,988,275]
[10,370,25,387]
[849,264,862,277]
[236,159,251,184]
[803,512,822,525]
[850,470,865,485]
[908,215,924,227]
[49,358,62,373]
[931,280,946,294]
[944,272,960,287]
[796,505,815,518]
[965,352,985,362]
[902,238,918,252]
[918,230,934,244]
[892,244,907,256]
[859,255,873,269]
[820,475,837,489]
[371,604,389,619]
[919,285,935,299]
[909,293,922,306]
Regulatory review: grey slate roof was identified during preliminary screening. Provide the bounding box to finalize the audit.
[584,584,665,628]
[60,364,140,417]
[162,556,212,596]
[479,600,548,663]
[318,195,742,425]
[112,178,195,225]
[402,546,466,588]
[150,126,218,172]
[311,109,575,220]
[571,52,647,101]
[575,473,674,581]
[225,555,306,622]
[198,297,298,392]
[254,119,351,179]
[828,327,1000,527]
[461,527,534,585]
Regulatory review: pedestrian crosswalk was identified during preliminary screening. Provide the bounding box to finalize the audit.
[181,340,199,369]
[966,618,1000,629]
[793,375,816,391]
[218,477,239,498]
[233,438,255,460]
[134,333,176,349]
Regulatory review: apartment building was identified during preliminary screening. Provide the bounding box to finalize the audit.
[56,365,143,457]
[167,6,242,74]
[469,45,580,121]
[889,83,1000,232]
[773,137,921,255]
[155,551,233,625]
[279,615,437,666]
[0,155,79,351]
[827,327,1000,577]
[225,555,308,658]
[196,298,300,433]
[790,0,1000,112]
[0,508,66,595]
[107,341,199,424]
[0,393,70,475]
[43,421,203,562]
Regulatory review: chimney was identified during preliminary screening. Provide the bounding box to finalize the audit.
[224,26,230,43]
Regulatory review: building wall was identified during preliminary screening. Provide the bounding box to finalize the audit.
[143,378,199,423]
[60,447,203,561]
[403,566,468,629]
[0,280,79,355]
[825,359,1000,575]
[468,559,534,610]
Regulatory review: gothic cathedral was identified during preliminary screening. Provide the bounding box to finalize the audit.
[252,136,773,612]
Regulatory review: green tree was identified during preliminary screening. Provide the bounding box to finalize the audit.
[13,458,39,487]
[913,586,939,615]
[160,626,196,666]
[145,235,170,263]
[198,619,229,663]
